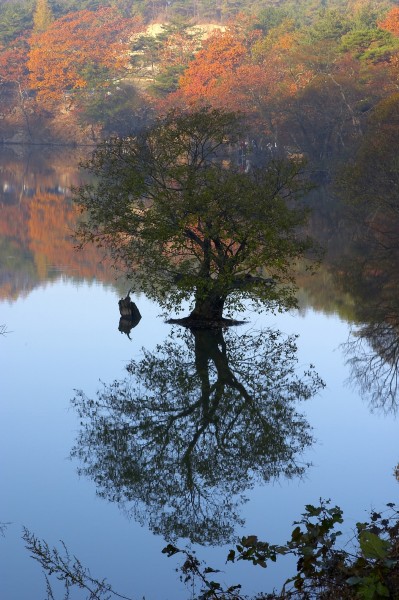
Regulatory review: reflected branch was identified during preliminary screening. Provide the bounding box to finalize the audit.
[344,321,399,415]
[71,327,323,544]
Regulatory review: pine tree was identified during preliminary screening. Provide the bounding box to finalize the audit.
[33,0,54,33]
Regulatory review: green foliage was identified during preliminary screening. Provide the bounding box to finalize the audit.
[77,62,110,90]
[166,501,399,599]
[75,108,315,321]
[150,64,186,95]
[228,501,345,588]
[340,28,397,61]
[352,3,389,30]
[52,0,106,19]
[109,0,138,17]
[21,500,399,599]
[0,0,33,44]
[78,83,152,136]
[256,6,289,34]
[130,33,162,76]
[306,8,352,42]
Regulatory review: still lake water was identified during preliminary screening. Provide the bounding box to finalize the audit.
[0,147,398,599]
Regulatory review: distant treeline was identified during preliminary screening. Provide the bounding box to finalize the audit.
[0,0,394,44]
[1,0,399,166]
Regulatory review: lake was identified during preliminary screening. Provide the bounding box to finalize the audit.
[0,146,398,599]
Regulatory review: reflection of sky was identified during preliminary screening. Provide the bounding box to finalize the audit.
[1,283,398,600]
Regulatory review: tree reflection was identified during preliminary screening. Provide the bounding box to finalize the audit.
[342,267,399,415]
[337,102,399,414]
[345,324,399,414]
[71,327,323,545]
[336,218,399,409]
[337,137,399,412]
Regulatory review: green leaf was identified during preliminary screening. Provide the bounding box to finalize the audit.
[359,531,390,560]
[346,576,364,586]
[305,504,322,517]
[257,559,267,568]
[376,582,390,597]
[291,526,302,542]
[243,535,258,547]
[162,544,180,557]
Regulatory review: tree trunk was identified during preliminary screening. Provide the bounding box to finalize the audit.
[189,291,226,322]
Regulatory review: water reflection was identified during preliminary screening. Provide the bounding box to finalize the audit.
[0,147,116,301]
[118,291,142,338]
[71,326,323,545]
[336,165,399,414]
[344,320,399,415]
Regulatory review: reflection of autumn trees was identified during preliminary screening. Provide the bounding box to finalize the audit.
[71,327,323,544]
[27,193,113,281]
[0,150,117,300]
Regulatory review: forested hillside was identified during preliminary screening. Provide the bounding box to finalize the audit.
[1,0,399,171]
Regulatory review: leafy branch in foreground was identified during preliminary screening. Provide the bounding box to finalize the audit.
[22,501,399,600]
[165,500,399,600]
[22,528,132,600]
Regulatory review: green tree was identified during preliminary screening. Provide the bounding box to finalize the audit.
[131,21,201,95]
[340,27,396,62]
[78,83,152,138]
[306,8,352,42]
[130,33,162,77]
[0,1,33,45]
[33,0,54,32]
[75,109,315,324]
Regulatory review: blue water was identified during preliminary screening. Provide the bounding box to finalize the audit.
[0,150,398,599]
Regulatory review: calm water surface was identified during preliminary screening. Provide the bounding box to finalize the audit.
[0,147,397,599]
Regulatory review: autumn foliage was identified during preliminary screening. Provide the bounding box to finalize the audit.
[1,0,399,154]
[378,7,399,36]
[0,36,30,88]
[27,7,143,106]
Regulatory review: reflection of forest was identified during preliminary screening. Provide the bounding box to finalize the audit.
[0,147,353,312]
[331,117,399,413]
[71,326,323,545]
[2,143,397,379]
[0,148,120,300]
[336,217,399,414]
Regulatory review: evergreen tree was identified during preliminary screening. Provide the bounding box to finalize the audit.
[33,0,53,33]
[0,1,33,45]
